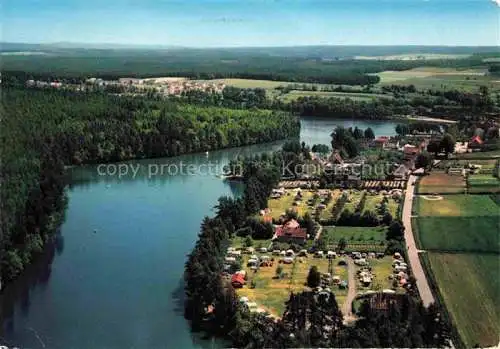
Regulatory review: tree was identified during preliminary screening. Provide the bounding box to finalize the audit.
[275,265,284,278]
[427,140,440,156]
[382,211,393,225]
[364,127,375,140]
[387,220,405,241]
[307,266,321,288]
[440,133,455,156]
[415,151,431,169]
[311,144,330,154]
[337,237,347,251]
[244,235,253,247]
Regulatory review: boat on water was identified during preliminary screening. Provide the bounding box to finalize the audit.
[205,151,209,156]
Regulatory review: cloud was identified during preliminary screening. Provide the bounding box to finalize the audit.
[492,0,500,7]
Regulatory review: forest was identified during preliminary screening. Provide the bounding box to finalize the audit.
[0,88,300,283]
[1,46,497,85]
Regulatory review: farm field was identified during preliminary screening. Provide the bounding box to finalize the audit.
[414,194,500,252]
[375,67,500,92]
[279,90,392,102]
[413,216,500,253]
[236,253,349,316]
[426,252,500,348]
[355,54,471,61]
[467,174,500,193]
[415,194,500,217]
[417,172,466,194]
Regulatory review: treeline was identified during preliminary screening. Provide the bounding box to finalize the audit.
[233,292,450,348]
[1,88,299,283]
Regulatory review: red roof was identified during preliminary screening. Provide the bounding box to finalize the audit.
[275,226,307,239]
[231,274,245,286]
[375,136,389,143]
[284,219,300,229]
[470,135,483,144]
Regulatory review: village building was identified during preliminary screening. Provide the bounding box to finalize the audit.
[274,219,307,245]
[373,136,390,149]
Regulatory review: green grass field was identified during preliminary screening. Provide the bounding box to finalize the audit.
[467,174,500,193]
[427,252,500,348]
[321,227,386,247]
[414,216,500,253]
[375,67,500,92]
[415,194,499,217]
[279,90,392,102]
[236,253,348,316]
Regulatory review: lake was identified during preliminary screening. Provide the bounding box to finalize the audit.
[0,118,398,349]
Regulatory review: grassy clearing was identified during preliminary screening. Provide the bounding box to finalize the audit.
[417,172,466,194]
[427,252,500,348]
[236,253,349,316]
[414,216,500,253]
[322,226,387,244]
[415,194,499,217]
[363,194,399,217]
[279,90,391,102]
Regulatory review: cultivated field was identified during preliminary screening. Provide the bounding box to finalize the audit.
[414,194,500,253]
[375,67,500,92]
[467,174,500,193]
[279,90,391,102]
[355,54,471,61]
[426,252,500,348]
[236,253,348,316]
[417,172,466,194]
[415,194,499,217]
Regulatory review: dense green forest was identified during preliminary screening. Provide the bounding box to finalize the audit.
[184,147,450,348]
[0,88,299,283]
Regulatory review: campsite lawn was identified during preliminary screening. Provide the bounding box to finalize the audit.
[415,194,499,217]
[417,172,465,194]
[265,190,315,220]
[355,256,402,293]
[363,193,399,217]
[427,252,500,348]
[237,254,349,316]
[454,149,500,159]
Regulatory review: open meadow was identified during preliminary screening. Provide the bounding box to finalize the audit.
[426,252,500,348]
[414,194,500,253]
[321,226,387,252]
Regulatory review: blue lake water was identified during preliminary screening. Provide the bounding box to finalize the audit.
[0,118,398,349]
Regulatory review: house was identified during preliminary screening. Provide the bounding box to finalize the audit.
[374,136,390,149]
[469,135,484,150]
[231,274,246,288]
[403,144,420,161]
[274,219,307,245]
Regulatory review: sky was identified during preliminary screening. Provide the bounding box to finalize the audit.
[2,0,499,47]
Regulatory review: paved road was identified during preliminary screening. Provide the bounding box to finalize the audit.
[341,258,357,323]
[402,175,435,307]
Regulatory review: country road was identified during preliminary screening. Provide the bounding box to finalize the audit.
[402,175,435,307]
[341,258,357,323]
